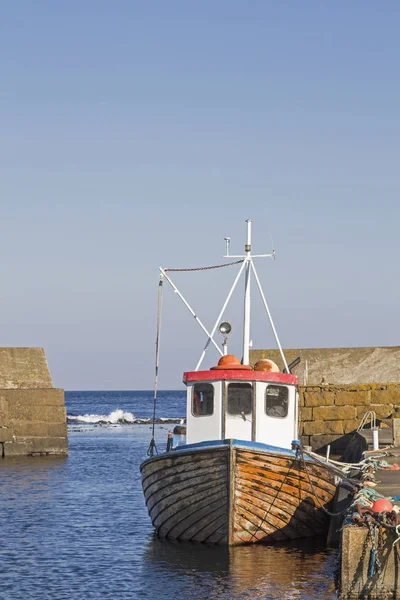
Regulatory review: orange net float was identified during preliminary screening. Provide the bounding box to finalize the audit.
[210,355,253,370]
[372,498,393,513]
[253,359,280,373]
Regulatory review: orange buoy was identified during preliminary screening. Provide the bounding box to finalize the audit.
[254,359,280,373]
[372,498,393,513]
[210,355,253,370]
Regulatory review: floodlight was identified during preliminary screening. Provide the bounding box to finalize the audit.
[219,321,232,336]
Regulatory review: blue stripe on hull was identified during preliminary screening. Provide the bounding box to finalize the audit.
[173,439,300,458]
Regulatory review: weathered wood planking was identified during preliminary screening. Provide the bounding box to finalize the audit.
[140,443,337,546]
[141,447,229,544]
[232,447,336,544]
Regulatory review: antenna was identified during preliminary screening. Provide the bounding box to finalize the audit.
[269,232,276,259]
[224,237,231,257]
[220,220,288,371]
[160,220,289,373]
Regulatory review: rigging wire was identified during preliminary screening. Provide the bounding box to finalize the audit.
[164,259,244,272]
[147,258,244,457]
[147,274,164,457]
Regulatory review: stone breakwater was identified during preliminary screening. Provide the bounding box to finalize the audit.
[0,388,67,457]
[299,383,400,452]
[0,347,67,457]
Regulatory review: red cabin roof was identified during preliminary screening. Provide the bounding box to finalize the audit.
[183,369,298,385]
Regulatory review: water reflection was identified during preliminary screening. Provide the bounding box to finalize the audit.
[0,456,67,499]
[143,535,338,600]
[0,416,338,600]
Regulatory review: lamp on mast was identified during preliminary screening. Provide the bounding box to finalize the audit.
[218,321,232,355]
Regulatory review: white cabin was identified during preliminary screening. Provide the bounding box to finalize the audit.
[183,356,299,450]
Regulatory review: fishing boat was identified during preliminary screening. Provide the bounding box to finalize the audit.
[141,220,337,545]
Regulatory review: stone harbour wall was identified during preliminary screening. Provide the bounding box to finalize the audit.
[0,389,68,457]
[0,348,68,457]
[250,346,400,385]
[299,382,400,452]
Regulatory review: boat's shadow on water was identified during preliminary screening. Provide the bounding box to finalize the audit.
[142,534,338,599]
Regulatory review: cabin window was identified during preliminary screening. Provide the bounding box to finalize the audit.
[192,384,214,416]
[265,385,288,418]
[227,383,252,415]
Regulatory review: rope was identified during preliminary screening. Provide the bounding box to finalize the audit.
[250,445,355,540]
[299,446,358,517]
[147,438,157,457]
[164,259,244,272]
[302,449,360,487]
[147,275,163,458]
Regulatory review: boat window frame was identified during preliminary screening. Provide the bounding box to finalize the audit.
[226,381,253,416]
[191,383,214,417]
[265,384,289,419]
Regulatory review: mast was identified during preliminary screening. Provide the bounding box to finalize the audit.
[161,219,289,373]
[222,219,289,372]
[242,219,252,365]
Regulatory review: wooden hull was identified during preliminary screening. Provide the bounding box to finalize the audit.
[140,440,337,545]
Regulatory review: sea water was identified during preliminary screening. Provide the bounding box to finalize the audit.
[0,391,338,599]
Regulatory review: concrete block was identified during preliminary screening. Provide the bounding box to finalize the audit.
[12,421,67,438]
[336,405,357,420]
[303,420,344,435]
[339,525,400,599]
[0,395,9,426]
[300,407,312,421]
[3,389,65,406]
[0,347,53,389]
[0,427,13,443]
[369,383,387,391]
[343,420,362,434]
[355,404,393,420]
[371,404,394,419]
[313,406,338,420]
[345,384,372,392]
[304,391,335,407]
[371,388,400,405]
[3,441,29,456]
[8,404,66,423]
[0,348,68,457]
[356,405,373,419]
[387,383,400,392]
[13,436,68,455]
[30,437,68,454]
[335,390,370,406]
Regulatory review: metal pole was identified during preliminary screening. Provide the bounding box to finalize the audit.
[250,260,289,373]
[159,268,224,357]
[242,219,252,365]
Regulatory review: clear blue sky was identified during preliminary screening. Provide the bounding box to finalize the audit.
[1,1,399,389]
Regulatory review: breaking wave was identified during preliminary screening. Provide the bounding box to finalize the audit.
[67,409,184,425]
[67,409,135,424]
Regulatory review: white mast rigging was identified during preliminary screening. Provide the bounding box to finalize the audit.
[160,219,289,373]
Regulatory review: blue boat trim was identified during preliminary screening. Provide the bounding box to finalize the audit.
[171,438,312,460]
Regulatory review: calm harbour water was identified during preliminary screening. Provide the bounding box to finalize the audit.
[0,391,338,599]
